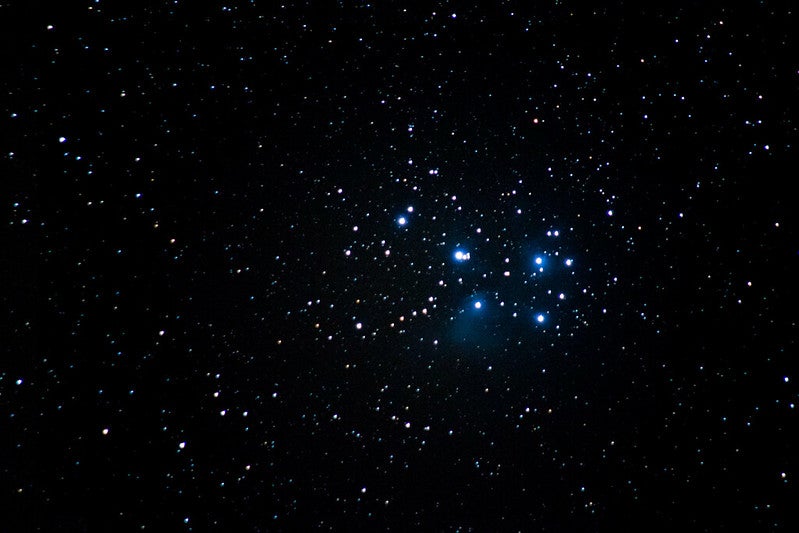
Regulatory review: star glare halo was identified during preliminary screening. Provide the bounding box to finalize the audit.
[453,249,471,262]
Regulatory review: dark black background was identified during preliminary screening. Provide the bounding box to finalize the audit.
[2,1,797,531]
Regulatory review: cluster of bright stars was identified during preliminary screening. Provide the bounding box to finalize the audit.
[355,209,576,332]
[454,249,471,262]
[454,233,574,327]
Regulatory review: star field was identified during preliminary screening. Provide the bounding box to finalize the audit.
[1,1,798,531]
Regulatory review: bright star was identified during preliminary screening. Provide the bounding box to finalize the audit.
[536,314,545,323]
[454,250,470,261]
[565,258,573,267]
[397,216,407,226]
[474,301,482,309]
[535,256,543,265]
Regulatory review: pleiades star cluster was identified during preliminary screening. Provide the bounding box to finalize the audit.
[1,1,798,531]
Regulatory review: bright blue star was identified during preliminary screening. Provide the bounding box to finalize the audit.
[474,301,483,310]
[564,258,573,267]
[453,249,471,261]
[535,313,546,324]
[397,216,407,226]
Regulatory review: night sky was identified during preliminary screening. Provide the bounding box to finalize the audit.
[2,1,798,531]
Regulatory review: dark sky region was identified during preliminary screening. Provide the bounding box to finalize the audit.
[1,1,798,531]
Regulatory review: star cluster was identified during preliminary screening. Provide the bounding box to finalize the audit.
[1,2,797,531]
